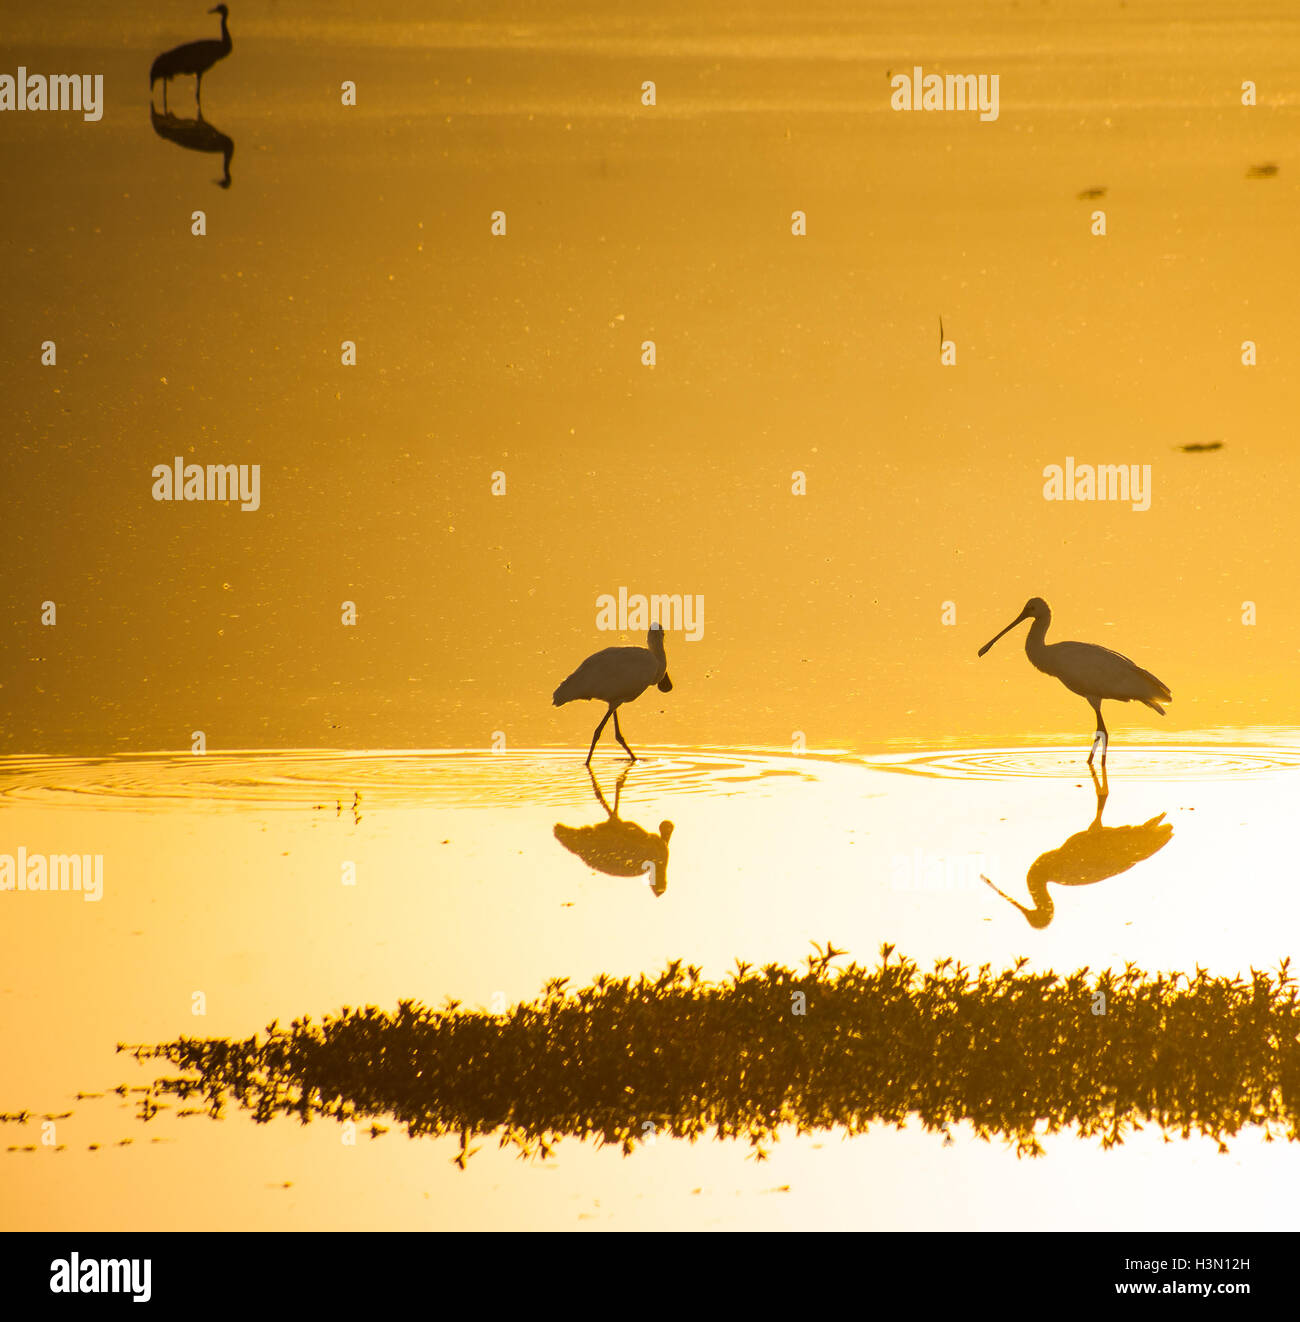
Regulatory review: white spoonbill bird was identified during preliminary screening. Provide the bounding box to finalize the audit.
[553,624,672,764]
[978,598,1171,766]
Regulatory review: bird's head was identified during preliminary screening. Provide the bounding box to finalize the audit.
[978,597,1050,657]
[209,4,229,16]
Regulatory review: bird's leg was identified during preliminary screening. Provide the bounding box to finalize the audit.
[587,765,614,817]
[1088,762,1109,821]
[585,708,613,766]
[195,72,203,108]
[611,709,636,762]
[1086,700,1108,766]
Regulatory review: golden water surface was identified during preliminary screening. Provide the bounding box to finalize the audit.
[2,0,1300,1230]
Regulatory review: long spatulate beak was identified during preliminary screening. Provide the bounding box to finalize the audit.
[978,611,1029,657]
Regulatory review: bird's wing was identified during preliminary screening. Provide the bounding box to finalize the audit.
[553,646,662,705]
[553,647,621,704]
[1052,640,1171,702]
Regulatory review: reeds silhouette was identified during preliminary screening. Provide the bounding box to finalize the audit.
[120,945,1300,1162]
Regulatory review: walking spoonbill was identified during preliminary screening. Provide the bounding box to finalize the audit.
[553,623,672,764]
[977,598,1171,766]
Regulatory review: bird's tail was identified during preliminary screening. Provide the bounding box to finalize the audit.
[1138,667,1171,712]
[552,676,580,707]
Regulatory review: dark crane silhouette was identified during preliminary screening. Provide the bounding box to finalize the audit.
[553,623,672,764]
[150,108,234,188]
[150,5,232,113]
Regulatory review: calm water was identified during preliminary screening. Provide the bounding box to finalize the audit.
[3,1,1300,752]
[3,0,1300,1230]
[4,737,1300,1230]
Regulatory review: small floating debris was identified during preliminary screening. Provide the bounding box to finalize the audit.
[1246,163,1278,178]
[1176,441,1224,452]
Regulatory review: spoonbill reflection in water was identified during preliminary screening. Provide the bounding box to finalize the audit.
[553,623,672,764]
[553,767,674,896]
[982,767,1173,928]
[978,597,1171,765]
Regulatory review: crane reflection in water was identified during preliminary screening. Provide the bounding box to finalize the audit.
[981,766,1173,928]
[149,108,234,188]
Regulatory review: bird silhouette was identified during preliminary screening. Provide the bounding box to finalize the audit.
[149,108,234,188]
[553,623,672,764]
[978,598,1171,765]
[150,5,232,113]
[553,767,675,896]
[982,767,1172,927]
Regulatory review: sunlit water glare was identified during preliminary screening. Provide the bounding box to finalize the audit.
[4,735,1300,1229]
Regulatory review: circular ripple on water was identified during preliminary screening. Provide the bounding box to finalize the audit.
[866,745,1300,782]
[0,748,819,813]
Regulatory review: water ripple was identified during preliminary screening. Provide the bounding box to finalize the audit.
[0,749,817,814]
[865,744,1300,782]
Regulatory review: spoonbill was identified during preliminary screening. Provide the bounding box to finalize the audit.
[977,598,1171,765]
[553,623,672,764]
[150,5,232,112]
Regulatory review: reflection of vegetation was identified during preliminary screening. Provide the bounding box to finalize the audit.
[123,946,1300,1161]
